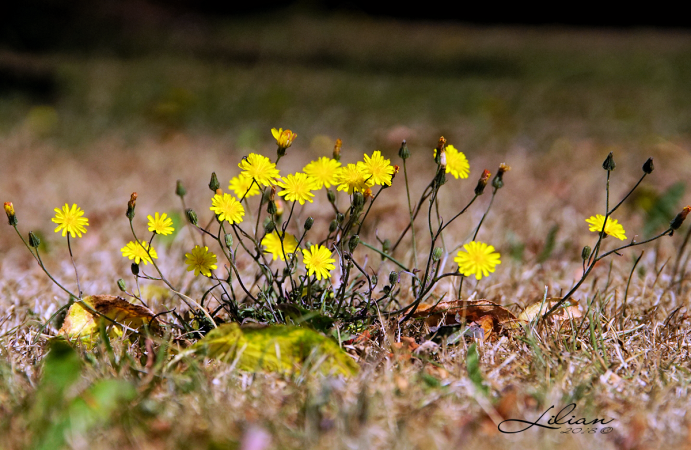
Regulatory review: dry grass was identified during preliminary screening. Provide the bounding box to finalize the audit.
[2,17,691,450]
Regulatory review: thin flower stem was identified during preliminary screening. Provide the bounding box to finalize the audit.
[356,185,385,236]
[66,235,82,297]
[34,247,78,299]
[470,188,496,241]
[179,195,198,246]
[359,241,410,272]
[608,173,646,216]
[391,181,434,253]
[402,159,418,267]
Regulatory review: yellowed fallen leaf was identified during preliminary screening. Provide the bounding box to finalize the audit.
[518,298,582,324]
[193,323,358,376]
[58,295,158,341]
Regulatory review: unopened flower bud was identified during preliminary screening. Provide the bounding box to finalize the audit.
[333,138,342,161]
[389,271,398,285]
[267,201,277,215]
[4,202,17,226]
[329,220,338,233]
[581,246,591,261]
[28,231,40,248]
[432,247,443,261]
[117,278,126,292]
[304,216,314,231]
[353,191,365,209]
[263,217,275,233]
[492,163,511,190]
[224,233,233,248]
[602,152,616,171]
[398,140,410,160]
[186,208,198,226]
[131,263,140,276]
[382,239,391,254]
[208,172,220,192]
[434,136,447,164]
[327,189,336,204]
[348,235,360,252]
[175,179,186,197]
[670,206,691,231]
[337,213,345,223]
[126,192,137,220]
[475,169,491,195]
[643,157,654,174]
[371,274,378,286]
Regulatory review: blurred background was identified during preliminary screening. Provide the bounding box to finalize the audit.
[2,1,691,292]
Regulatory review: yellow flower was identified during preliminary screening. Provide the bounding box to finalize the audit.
[185,245,218,277]
[52,203,89,238]
[271,128,297,149]
[229,174,260,199]
[239,153,281,187]
[336,163,372,194]
[434,144,470,179]
[303,157,342,189]
[277,172,317,205]
[586,215,627,240]
[261,231,298,261]
[302,244,336,281]
[121,241,158,265]
[147,212,174,235]
[210,192,245,224]
[454,241,501,280]
[357,150,395,186]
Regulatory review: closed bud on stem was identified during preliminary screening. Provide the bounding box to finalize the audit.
[382,238,391,254]
[263,217,275,233]
[208,172,220,192]
[267,201,277,215]
[643,157,654,174]
[28,231,40,248]
[398,140,410,160]
[126,192,137,220]
[131,263,139,276]
[175,179,186,197]
[434,136,447,164]
[304,216,314,230]
[349,235,360,252]
[329,220,338,233]
[117,278,126,292]
[333,138,342,161]
[670,206,691,231]
[4,202,17,226]
[432,247,443,261]
[337,212,345,223]
[475,169,491,195]
[492,163,511,189]
[224,233,233,248]
[186,208,198,226]
[327,189,336,203]
[353,191,365,209]
[389,270,398,285]
[581,246,591,261]
[371,274,378,286]
[602,152,616,171]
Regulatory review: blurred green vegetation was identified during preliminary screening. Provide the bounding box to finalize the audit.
[2,14,691,152]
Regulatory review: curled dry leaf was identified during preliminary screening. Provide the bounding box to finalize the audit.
[517,298,582,324]
[413,299,520,331]
[58,295,158,341]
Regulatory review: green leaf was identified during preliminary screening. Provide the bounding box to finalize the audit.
[192,323,358,376]
[467,343,489,397]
